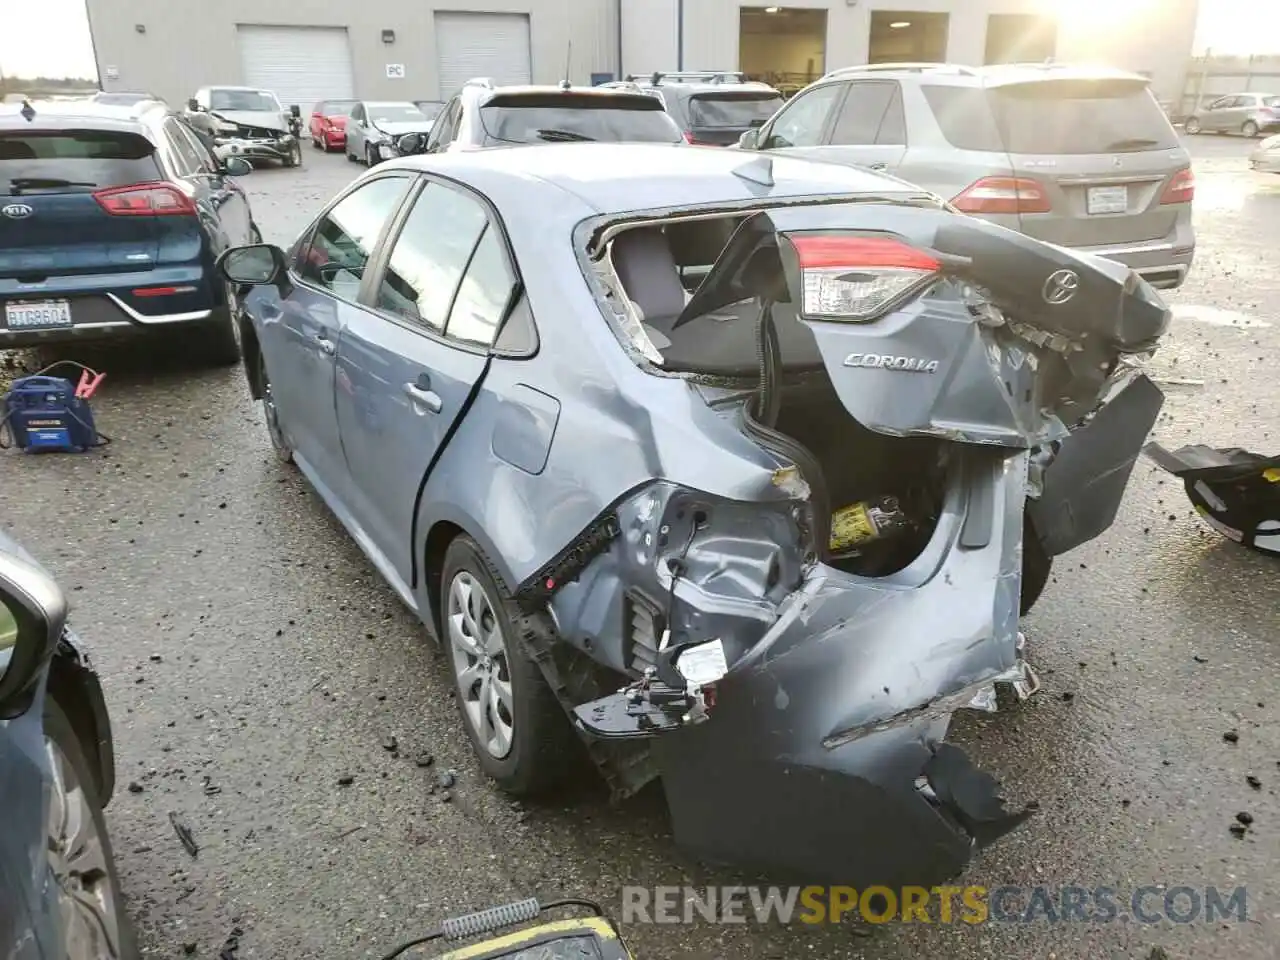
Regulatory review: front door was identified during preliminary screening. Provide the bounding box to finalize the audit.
[264,174,414,485]
[336,178,518,587]
[814,80,910,175]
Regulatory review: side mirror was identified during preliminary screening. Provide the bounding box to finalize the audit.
[397,132,425,155]
[0,550,67,718]
[187,98,201,112]
[289,104,301,117]
[222,156,253,177]
[217,244,287,287]
[738,128,758,150]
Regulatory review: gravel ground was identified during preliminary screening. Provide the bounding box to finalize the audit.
[2,134,1277,960]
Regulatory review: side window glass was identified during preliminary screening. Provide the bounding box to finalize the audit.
[161,120,196,175]
[175,122,216,172]
[765,84,843,148]
[300,177,413,300]
[432,99,461,149]
[375,182,487,331]
[830,82,895,146]
[876,84,906,145]
[446,225,516,347]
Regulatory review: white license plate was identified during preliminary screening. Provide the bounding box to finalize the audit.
[4,300,73,330]
[1087,185,1128,215]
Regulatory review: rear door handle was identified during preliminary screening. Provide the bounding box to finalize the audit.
[403,382,443,414]
[314,334,336,356]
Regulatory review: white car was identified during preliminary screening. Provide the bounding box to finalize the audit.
[1249,134,1280,173]
[344,101,434,166]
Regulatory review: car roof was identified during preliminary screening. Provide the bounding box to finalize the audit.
[0,99,158,133]
[384,141,923,215]
[207,85,274,93]
[820,61,1153,89]
[468,84,668,109]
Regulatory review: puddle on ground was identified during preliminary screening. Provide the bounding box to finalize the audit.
[1170,304,1272,328]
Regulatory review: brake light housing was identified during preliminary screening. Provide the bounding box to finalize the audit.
[787,234,941,321]
[1159,167,1195,205]
[951,176,1050,215]
[93,182,195,216]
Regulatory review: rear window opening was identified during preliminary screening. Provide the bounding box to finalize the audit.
[0,130,160,195]
[922,79,1178,155]
[479,94,684,145]
[604,213,948,578]
[688,93,784,130]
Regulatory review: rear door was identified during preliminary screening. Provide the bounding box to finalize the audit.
[0,127,164,283]
[987,76,1189,249]
[685,91,785,146]
[336,178,516,584]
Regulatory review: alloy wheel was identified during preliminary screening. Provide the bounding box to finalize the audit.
[45,736,123,960]
[448,571,515,759]
[259,353,292,462]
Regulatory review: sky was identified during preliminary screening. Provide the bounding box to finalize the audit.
[3,0,1280,81]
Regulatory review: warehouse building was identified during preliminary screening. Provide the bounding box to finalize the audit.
[87,0,1198,118]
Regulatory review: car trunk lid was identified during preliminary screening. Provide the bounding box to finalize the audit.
[0,128,169,280]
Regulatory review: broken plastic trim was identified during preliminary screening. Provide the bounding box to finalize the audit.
[515,512,622,612]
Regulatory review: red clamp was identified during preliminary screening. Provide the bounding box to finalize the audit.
[75,369,105,399]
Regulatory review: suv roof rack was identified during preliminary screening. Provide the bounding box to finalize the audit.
[823,62,979,79]
[626,70,751,86]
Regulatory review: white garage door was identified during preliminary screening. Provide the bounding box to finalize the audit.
[434,12,532,100]
[237,25,355,120]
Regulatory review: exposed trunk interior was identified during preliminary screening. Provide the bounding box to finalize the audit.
[607,214,947,577]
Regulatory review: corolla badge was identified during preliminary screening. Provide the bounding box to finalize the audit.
[843,353,940,374]
[2,203,34,219]
[1042,269,1080,305]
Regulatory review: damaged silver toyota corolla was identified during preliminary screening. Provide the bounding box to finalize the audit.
[220,143,1168,890]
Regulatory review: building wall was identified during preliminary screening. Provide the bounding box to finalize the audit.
[87,0,620,107]
[620,0,1199,103]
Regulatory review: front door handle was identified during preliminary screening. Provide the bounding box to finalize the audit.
[314,334,336,356]
[403,382,443,414]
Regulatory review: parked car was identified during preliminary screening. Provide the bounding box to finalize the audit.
[734,61,1195,290]
[216,142,1167,887]
[1249,133,1280,173]
[0,98,257,363]
[394,80,684,155]
[1184,92,1280,137]
[343,100,436,166]
[413,100,447,126]
[185,86,303,167]
[309,98,358,153]
[0,530,135,960]
[603,71,785,145]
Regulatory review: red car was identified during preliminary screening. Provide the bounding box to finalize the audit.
[309,99,357,152]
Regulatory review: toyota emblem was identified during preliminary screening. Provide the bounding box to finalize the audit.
[1,203,33,220]
[1042,269,1080,305]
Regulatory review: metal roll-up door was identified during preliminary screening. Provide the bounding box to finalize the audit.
[237,25,355,120]
[434,12,532,100]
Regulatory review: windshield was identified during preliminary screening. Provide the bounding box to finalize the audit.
[370,104,427,124]
[416,101,446,120]
[688,94,784,129]
[209,89,280,112]
[989,79,1178,154]
[480,101,683,145]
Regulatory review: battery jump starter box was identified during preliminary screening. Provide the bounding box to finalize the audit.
[2,371,104,453]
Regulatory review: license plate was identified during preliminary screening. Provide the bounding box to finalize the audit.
[1087,185,1128,215]
[4,300,72,330]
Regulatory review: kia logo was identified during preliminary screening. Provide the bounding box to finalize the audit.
[1,203,33,219]
[1042,269,1080,305]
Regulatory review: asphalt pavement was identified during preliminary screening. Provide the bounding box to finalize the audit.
[2,135,1278,960]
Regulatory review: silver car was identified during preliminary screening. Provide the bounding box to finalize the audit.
[1184,92,1280,138]
[344,100,434,166]
[737,62,1195,290]
[1250,134,1280,173]
[215,143,1168,887]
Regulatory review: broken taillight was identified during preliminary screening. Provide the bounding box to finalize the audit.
[788,234,941,321]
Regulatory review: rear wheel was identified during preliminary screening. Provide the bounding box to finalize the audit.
[44,696,140,960]
[1184,116,1202,135]
[258,349,293,464]
[441,535,577,796]
[1243,120,1260,138]
[192,285,242,366]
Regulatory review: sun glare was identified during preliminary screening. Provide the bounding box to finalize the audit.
[1042,0,1164,28]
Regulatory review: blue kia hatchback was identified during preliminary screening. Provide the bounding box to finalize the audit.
[0,99,258,364]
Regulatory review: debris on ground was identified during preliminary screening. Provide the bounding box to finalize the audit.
[437,770,456,789]
[1247,775,1262,790]
[169,812,199,858]
[337,775,355,787]
[1224,730,1240,744]
[127,781,143,794]
[414,753,434,768]
[381,735,399,754]
[1236,811,1254,826]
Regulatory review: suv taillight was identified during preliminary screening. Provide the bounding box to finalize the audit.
[93,182,195,216]
[951,176,1051,215]
[1159,167,1195,205]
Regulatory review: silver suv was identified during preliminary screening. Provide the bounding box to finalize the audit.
[737,62,1195,289]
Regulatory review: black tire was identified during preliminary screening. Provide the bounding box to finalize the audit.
[346,146,358,162]
[1243,120,1260,138]
[312,134,322,150]
[1184,116,1201,135]
[365,145,376,167]
[440,535,577,796]
[44,696,141,960]
[258,348,293,464]
[1020,526,1053,616]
